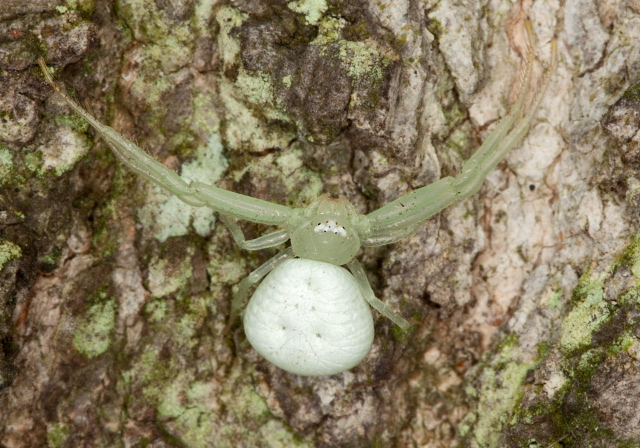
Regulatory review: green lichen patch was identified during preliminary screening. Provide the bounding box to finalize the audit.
[216,7,296,152]
[138,190,202,240]
[337,39,390,86]
[256,420,312,448]
[22,150,42,173]
[235,70,274,106]
[126,350,216,447]
[54,113,90,134]
[465,232,640,447]
[559,272,609,353]
[614,232,640,280]
[545,288,563,311]
[231,145,323,207]
[184,92,223,147]
[46,423,69,448]
[458,335,537,447]
[130,75,171,124]
[310,15,342,44]
[117,0,189,44]
[442,123,474,166]
[72,299,116,358]
[122,338,310,447]
[229,8,395,144]
[157,380,216,447]
[173,296,208,349]
[206,250,247,288]
[0,240,22,271]
[145,299,167,323]
[608,331,635,354]
[0,145,14,183]
[219,77,295,151]
[310,17,392,88]
[620,81,640,102]
[501,346,621,447]
[217,380,312,448]
[124,348,178,406]
[235,70,292,122]
[226,384,270,421]
[115,0,219,144]
[192,0,218,37]
[90,199,122,259]
[220,58,295,149]
[217,6,248,70]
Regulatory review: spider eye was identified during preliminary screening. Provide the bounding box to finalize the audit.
[293,213,361,265]
[314,219,349,237]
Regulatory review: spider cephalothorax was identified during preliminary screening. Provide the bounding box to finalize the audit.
[289,195,364,265]
[37,21,556,376]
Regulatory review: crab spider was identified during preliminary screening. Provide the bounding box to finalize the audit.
[37,23,556,376]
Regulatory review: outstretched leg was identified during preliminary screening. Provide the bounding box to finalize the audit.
[362,23,557,245]
[347,259,412,331]
[37,58,294,226]
[454,36,558,198]
[224,247,295,333]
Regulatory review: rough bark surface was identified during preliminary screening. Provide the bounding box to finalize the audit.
[1,0,640,447]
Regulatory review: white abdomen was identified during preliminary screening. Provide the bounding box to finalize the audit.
[244,258,374,376]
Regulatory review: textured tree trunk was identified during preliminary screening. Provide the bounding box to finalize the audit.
[1,0,640,447]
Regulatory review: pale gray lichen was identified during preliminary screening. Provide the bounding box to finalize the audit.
[287,0,328,26]
[138,134,226,242]
[26,117,91,178]
[427,2,481,96]
[147,249,194,298]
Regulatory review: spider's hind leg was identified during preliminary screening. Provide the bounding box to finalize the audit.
[347,259,412,331]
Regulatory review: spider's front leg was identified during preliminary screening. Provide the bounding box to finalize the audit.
[38,58,300,333]
[37,57,295,228]
[217,215,289,251]
[361,27,557,246]
[38,59,207,207]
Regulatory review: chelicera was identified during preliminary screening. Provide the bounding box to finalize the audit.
[37,22,556,377]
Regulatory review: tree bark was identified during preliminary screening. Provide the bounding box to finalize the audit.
[1,0,640,447]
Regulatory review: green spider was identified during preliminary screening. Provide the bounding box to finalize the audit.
[37,23,556,376]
